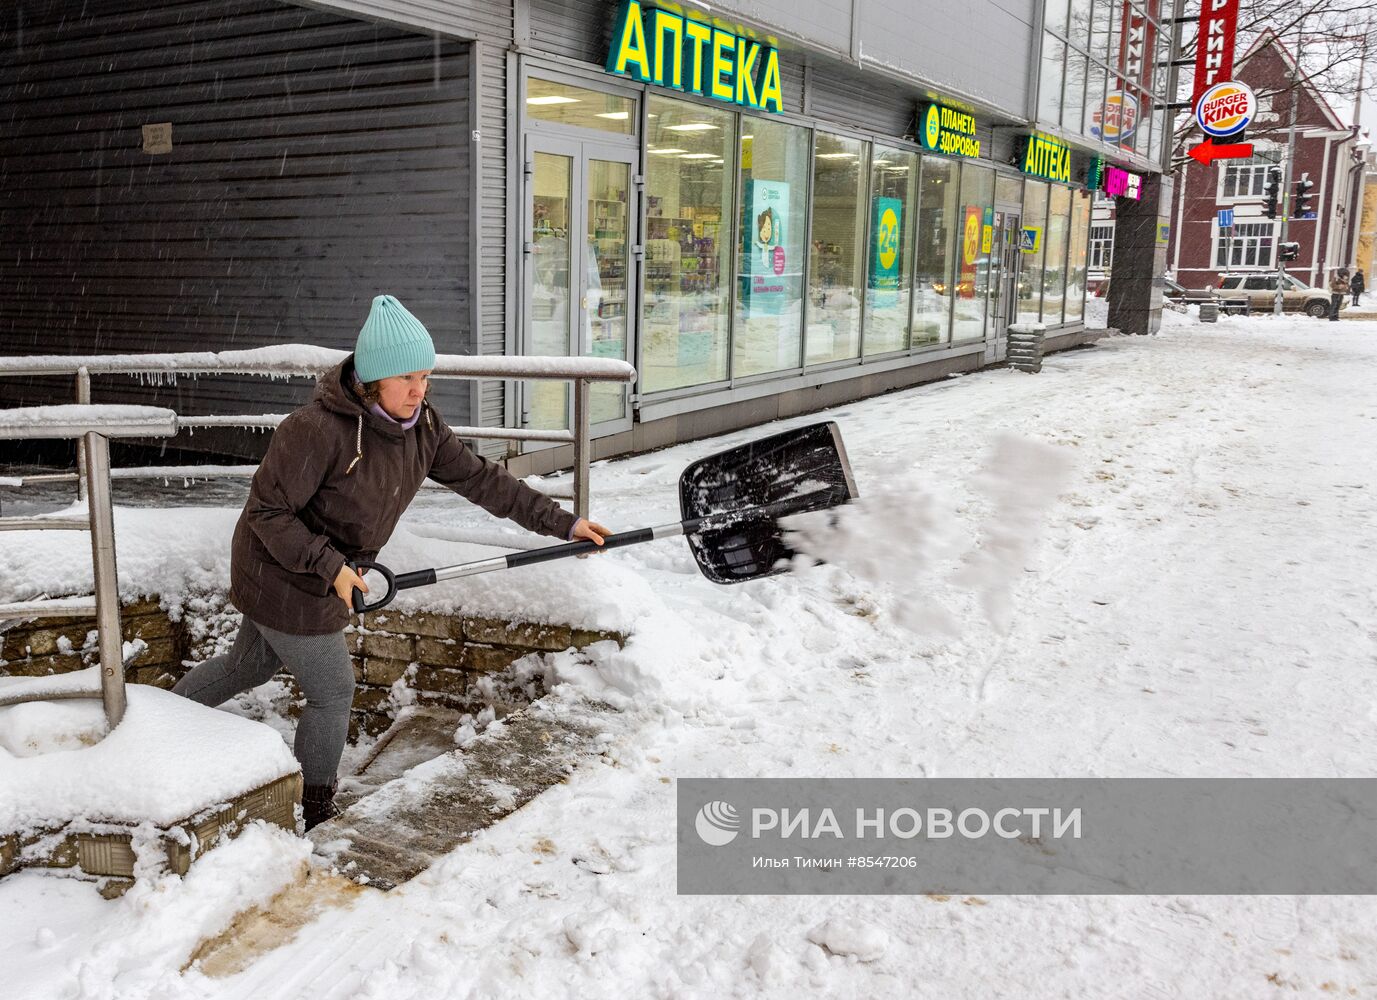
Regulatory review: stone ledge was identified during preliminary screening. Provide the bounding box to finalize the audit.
[463,617,573,651]
[463,644,529,673]
[3,595,628,749]
[360,657,410,687]
[1,772,300,888]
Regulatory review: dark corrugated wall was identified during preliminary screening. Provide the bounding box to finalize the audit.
[0,0,472,459]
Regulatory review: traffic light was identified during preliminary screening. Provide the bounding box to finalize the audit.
[1278,241,1301,262]
[1293,173,1315,219]
[1264,167,1282,219]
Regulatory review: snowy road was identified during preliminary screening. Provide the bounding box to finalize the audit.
[4,313,1377,998]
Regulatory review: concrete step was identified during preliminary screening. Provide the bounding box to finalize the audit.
[336,706,467,811]
[310,699,611,890]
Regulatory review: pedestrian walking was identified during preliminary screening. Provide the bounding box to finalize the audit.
[1350,268,1365,307]
[173,294,611,830]
[1329,268,1350,321]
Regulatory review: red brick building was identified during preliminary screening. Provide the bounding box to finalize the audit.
[1167,30,1363,289]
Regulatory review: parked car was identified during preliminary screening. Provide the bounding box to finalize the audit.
[1094,276,1216,305]
[1214,273,1338,317]
[1162,276,1217,304]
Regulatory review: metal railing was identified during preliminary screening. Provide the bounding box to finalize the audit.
[0,405,181,728]
[0,347,637,519]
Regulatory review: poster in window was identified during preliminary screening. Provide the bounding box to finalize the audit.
[742,180,790,315]
[869,197,902,306]
[961,205,982,298]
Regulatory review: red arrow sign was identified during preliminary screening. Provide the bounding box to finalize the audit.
[1188,139,1254,166]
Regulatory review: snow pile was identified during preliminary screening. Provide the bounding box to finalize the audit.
[0,670,298,832]
[0,698,107,757]
[806,917,889,962]
[1,823,310,1000]
[1084,297,1108,328]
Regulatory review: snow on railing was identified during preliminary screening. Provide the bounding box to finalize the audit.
[0,345,638,518]
[0,346,635,381]
[0,404,182,730]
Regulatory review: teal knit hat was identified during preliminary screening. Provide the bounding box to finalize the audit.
[353,294,437,382]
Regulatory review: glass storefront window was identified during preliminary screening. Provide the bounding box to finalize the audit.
[642,95,735,392]
[1112,74,1136,155]
[1151,107,1166,164]
[1134,90,1154,159]
[807,131,868,365]
[1084,63,1107,138]
[734,115,810,377]
[914,155,958,346]
[1065,48,1087,139]
[1043,185,1072,325]
[1155,29,1171,97]
[1018,180,1048,325]
[864,145,917,355]
[526,78,636,134]
[1066,190,1090,323]
[952,163,995,342]
[1070,0,1093,49]
[1039,37,1065,126]
[1046,0,1070,37]
[1090,0,1111,60]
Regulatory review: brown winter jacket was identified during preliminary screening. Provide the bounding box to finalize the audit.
[229,356,577,635]
[1330,273,1351,294]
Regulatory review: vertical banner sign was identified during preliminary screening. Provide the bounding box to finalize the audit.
[870,197,902,305]
[961,205,982,298]
[743,180,790,314]
[1192,0,1239,111]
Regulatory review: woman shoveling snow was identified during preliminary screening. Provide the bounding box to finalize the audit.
[173,294,611,830]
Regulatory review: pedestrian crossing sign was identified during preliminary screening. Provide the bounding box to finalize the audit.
[1019,227,1042,253]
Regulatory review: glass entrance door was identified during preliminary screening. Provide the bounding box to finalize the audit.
[986,209,1021,338]
[523,137,637,436]
[987,176,1025,340]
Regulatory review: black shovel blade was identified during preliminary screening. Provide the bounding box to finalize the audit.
[678,421,859,584]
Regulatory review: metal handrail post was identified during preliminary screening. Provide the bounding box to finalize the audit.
[75,366,91,501]
[572,377,590,521]
[83,431,126,728]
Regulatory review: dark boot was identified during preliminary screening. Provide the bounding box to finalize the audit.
[302,781,340,832]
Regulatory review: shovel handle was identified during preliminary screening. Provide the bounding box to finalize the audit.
[348,560,396,615]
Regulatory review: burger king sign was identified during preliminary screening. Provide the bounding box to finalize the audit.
[1195,81,1256,139]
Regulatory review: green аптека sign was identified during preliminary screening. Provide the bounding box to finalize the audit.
[1018,133,1073,184]
[606,0,784,113]
[919,103,981,158]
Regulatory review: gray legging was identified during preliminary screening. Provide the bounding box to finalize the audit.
[173,617,354,786]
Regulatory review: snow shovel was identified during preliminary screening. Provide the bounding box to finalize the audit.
[348,420,859,614]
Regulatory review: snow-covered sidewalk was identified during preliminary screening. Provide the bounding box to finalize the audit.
[3,311,1376,998]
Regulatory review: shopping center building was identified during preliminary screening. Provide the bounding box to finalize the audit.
[0,0,1178,469]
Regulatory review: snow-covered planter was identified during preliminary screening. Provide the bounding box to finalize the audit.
[0,671,300,892]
